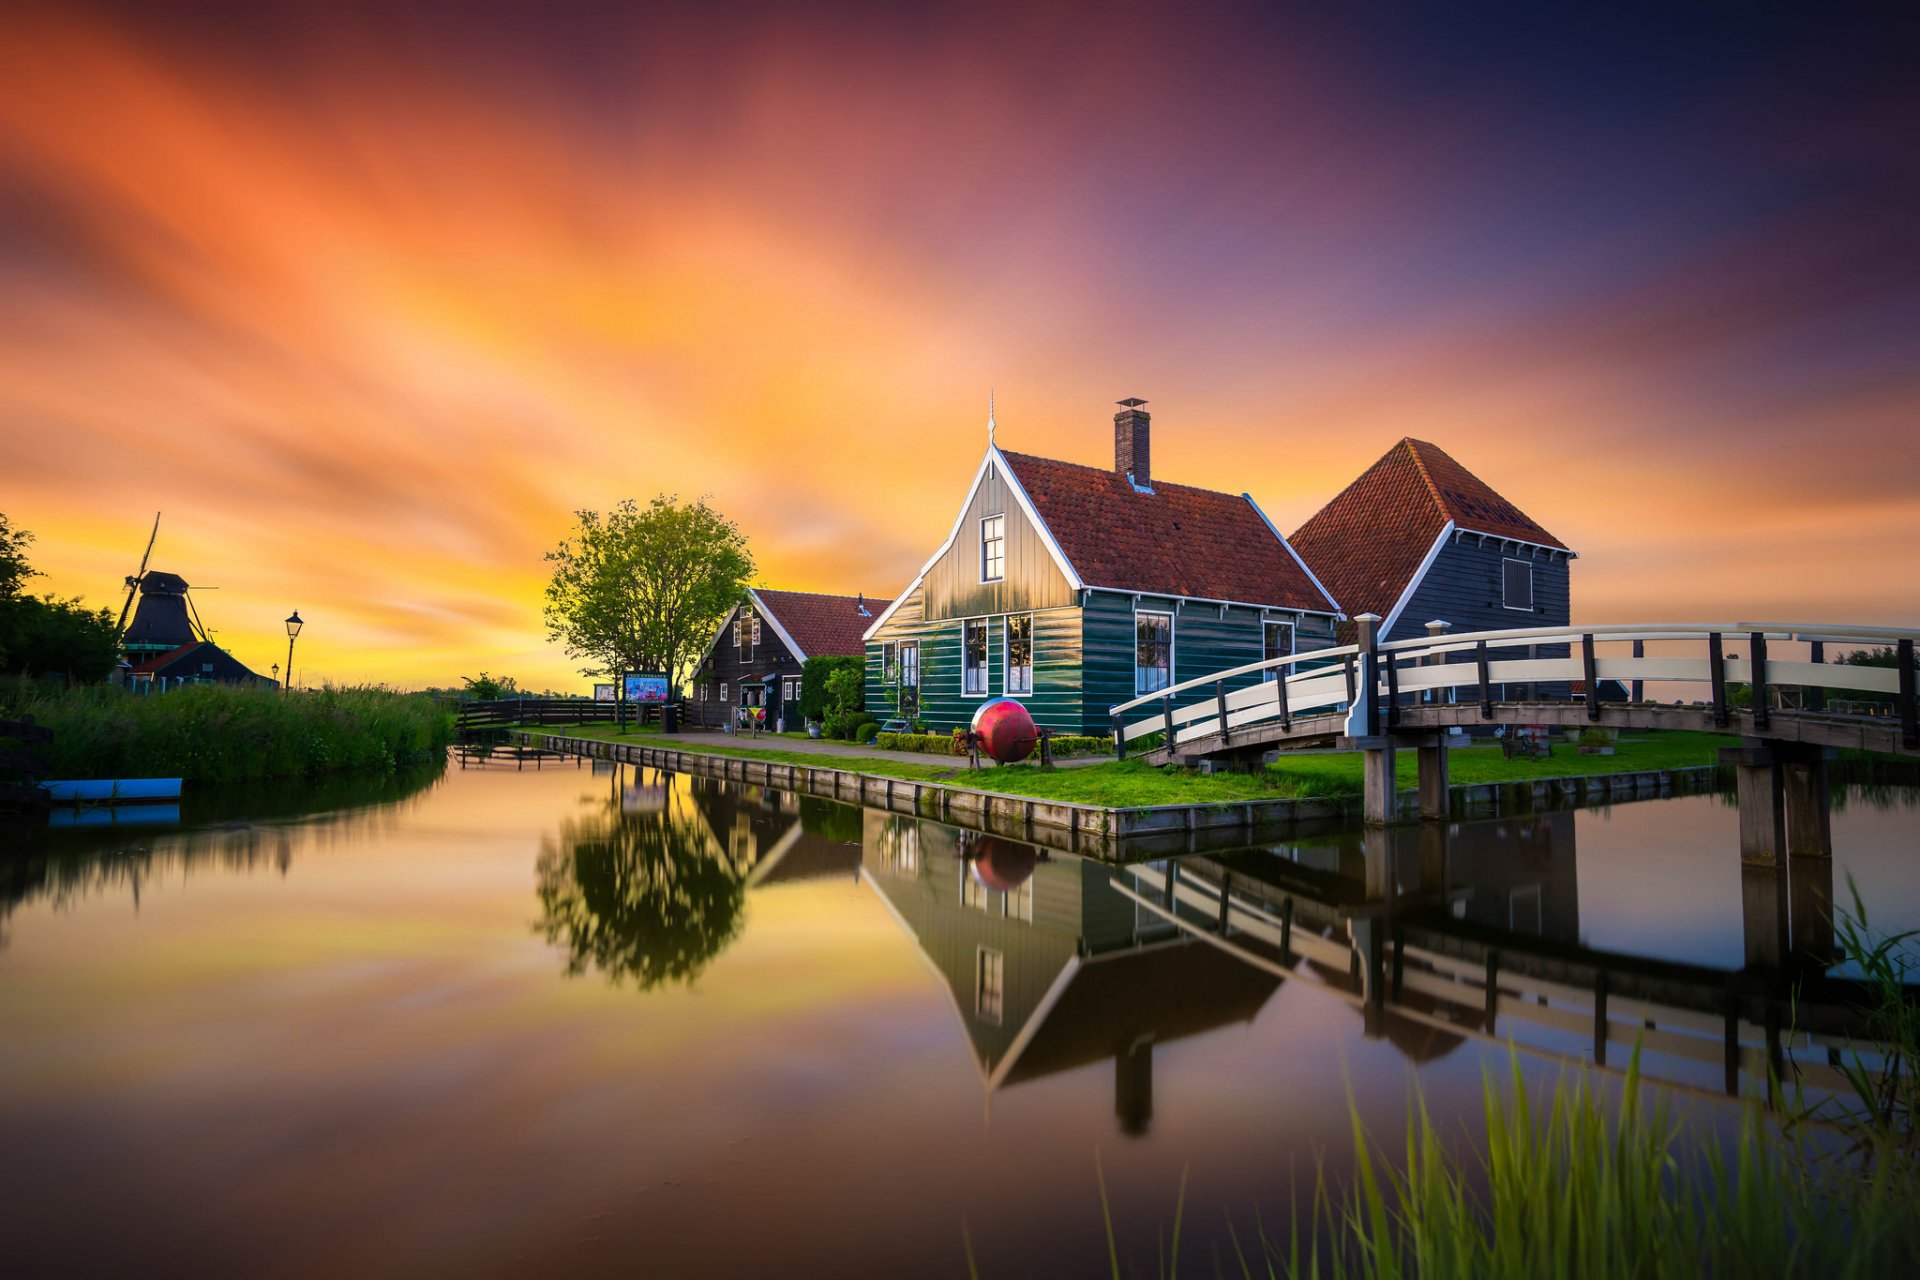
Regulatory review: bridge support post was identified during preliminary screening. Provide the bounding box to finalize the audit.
[1723,744,1790,970]
[1782,747,1835,966]
[1414,734,1450,821]
[1362,739,1398,825]
[1782,755,1833,859]
[1741,862,1789,971]
[1722,747,1786,866]
[1350,614,1398,825]
[1790,854,1836,968]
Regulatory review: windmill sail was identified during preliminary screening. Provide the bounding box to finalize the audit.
[115,512,161,640]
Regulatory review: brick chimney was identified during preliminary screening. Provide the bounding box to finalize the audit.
[1114,398,1150,490]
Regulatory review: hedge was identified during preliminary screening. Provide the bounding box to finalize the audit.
[874,731,1116,757]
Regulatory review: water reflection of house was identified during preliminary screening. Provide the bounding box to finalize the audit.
[683,777,863,887]
[860,811,1283,1134]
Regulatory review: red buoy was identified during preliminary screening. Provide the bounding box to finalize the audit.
[970,698,1038,764]
[968,836,1040,892]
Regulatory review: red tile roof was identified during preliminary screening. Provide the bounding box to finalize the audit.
[128,641,202,674]
[753,588,890,659]
[1289,438,1569,622]
[998,451,1337,612]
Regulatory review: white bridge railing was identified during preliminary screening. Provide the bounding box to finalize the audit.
[1110,622,1920,757]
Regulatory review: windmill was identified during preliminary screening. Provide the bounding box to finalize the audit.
[114,512,161,642]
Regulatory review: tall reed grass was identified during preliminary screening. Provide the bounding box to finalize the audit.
[1,677,455,783]
[1240,1054,1918,1279]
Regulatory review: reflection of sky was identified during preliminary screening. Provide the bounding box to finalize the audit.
[1573,789,1920,970]
[2,3,1916,687]
[0,763,1916,1273]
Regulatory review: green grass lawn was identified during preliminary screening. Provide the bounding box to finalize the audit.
[515,722,1740,808]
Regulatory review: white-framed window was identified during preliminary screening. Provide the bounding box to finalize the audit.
[883,642,898,680]
[1135,610,1173,694]
[731,619,741,646]
[782,677,799,702]
[719,682,728,701]
[1005,613,1033,695]
[976,948,1004,1024]
[1503,558,1534,611]
[963,618,990,695]
[898,641,919,689]
[1262,620,1294,682]
[752,615,762,644]
[980,514,1006,583]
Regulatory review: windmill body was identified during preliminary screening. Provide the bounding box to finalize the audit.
[121,571,199,660]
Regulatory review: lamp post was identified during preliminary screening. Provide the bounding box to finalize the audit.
[271,662,280,690]
[284,611,303,694]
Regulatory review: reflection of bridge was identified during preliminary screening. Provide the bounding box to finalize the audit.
[1116,815,1905,1110]
[1112,619,1919,861]
[851,802,1911,1127]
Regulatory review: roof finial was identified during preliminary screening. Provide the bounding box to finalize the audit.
[987,389,996,446]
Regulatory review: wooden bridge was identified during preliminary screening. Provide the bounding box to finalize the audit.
[1112,616,1919,845]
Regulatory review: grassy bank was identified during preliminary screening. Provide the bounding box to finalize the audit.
[519,723,1739,807]
[3,679,455,784]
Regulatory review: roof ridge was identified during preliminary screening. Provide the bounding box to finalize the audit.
[1398,439,1454,523]
[997,447,1245,502]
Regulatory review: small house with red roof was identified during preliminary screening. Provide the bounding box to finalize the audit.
[862,399,1342,735]
[1289,438,1573,647]
[690,587,890,730]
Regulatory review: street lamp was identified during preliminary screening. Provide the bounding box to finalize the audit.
[284,610,303,694]
[271,662,280,690]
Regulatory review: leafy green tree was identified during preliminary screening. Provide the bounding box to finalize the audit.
[543,495,754,693]
[0,511,118,682]
[1829,645,1919,706]
[3,596,119,682]
[461,671,520,700]
[534,800,750,990]
[0,512,35,602]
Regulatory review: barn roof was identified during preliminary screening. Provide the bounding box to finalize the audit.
[751,588,889,660]
[996,450,1339,613]
[1289,438,1571,624]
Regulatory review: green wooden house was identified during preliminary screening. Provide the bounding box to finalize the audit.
[862,399,1342,735]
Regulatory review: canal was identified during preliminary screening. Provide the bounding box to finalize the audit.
[2,751,1917,1276]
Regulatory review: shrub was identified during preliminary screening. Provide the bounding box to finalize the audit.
[876,732,961,755]
[1049,734,1115,756]
[1577,726,1619,748]
[852,719,880,745]
[798,655,863,721]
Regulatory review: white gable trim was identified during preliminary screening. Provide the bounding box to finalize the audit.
[1455,527,1578,560]
[1379,520,1456,639]
[1242,492,1345,618]
[746,588,810,662]
[863,446,1085,641]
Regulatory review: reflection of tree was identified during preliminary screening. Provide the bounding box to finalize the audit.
[535,804,750,991]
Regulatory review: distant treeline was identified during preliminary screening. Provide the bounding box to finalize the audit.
[2,679,455,784]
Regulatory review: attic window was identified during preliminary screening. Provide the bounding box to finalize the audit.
[980,515,1005,583]
[1502,558,1534,611]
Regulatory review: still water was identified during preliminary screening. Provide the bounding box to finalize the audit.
[2,753,1917,1277]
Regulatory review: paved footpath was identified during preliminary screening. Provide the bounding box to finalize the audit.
[563,727,1111,769]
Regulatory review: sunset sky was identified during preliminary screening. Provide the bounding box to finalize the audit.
[3,0,1916,689]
